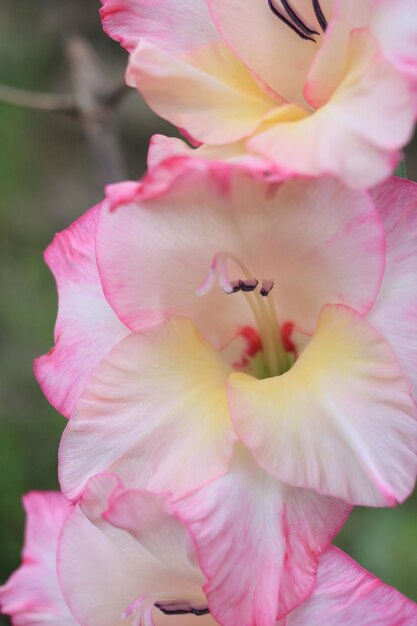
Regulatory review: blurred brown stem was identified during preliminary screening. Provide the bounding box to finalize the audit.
[0,84,77,113]
[65,35,127,185]
[0,35,128,186]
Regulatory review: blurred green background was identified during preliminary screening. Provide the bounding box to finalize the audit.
[0,1,416,622]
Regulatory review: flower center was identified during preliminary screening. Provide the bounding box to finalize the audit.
[197,252,294,379]
[268,0,327,42]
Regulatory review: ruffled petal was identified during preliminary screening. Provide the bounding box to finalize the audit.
[100,0,219,54]
[250,30,413,188]
[0,492,76,625]
[229,304,417,506]
[58,474,210,626]
[285,546,417,625]
[333,0,417,87]
[105,489,204,589]
[97,163,384,347]
[147,134,281,176]
[59,317,234,502]
[369,177,417,403]
[208,0,321,106]
[34,205,129,418]
[126,40,278,145]
[175,446,350,626]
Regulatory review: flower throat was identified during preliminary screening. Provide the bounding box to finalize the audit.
[197,252,294,379]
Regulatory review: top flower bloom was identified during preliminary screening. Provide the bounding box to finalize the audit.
[100,0,417,188]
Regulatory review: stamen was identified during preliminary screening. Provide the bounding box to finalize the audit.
[228,278,259,294]
[267,0,316,41]
[260,279,275,297]
[198,252,292,378]
[265,295,288,374]
[240,278,259,292]
[312,0,327,31]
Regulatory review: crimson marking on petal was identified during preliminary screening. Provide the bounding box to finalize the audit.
[267,0,317,42]
[312,0,327,31]
[239,326,263,358]
[281,321,297,354]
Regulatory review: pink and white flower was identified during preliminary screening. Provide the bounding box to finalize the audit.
[100,0,417,187]
[48,160,417,623]
[0,492,76,626]
[59,162,417,506]
[2,477,417,626]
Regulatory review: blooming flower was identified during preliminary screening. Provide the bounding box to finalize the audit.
[35,159,417,624]
[100,0,417,187]
[58,162,417,505]
[2,476,417,626]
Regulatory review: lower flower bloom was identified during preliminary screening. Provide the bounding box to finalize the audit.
[1,477,417,626]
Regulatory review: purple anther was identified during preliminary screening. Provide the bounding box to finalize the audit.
[240,279,259,292]
[260,279,275,297]
[226,278,259,294]
[228,280,244,294]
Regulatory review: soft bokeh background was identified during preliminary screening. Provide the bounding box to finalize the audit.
[0,1,416,622]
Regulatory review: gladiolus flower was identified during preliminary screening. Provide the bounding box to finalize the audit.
[59,163,417,506]
[2,477,417,626]
[100,0,417,187]
[45,160,417,624]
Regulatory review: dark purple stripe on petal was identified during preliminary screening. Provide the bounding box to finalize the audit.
[268,0,317,41]
[281,0,319,36]
[312,0,328,31]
